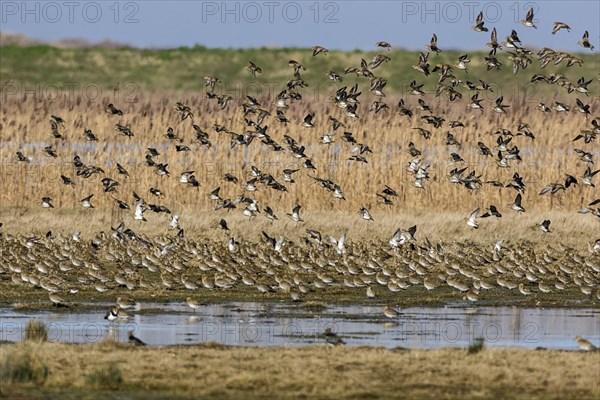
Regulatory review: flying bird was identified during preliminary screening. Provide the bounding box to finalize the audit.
[302,113,315,128]
[287,205,303,223]
[520,7,537,28]
[41,197,54,208]
[481,205,502,218]
[467,208,480,229]
[80,194,94,208]
[375,41,391,51]
[170,215,180,230]
[106,103,123,115]
[471,11,488,32]
[312,45,329,56]
[134,198,147,221]
[245,61,262,77]
[425,33,442,53]
[511,193,525,213]
[219,219,229,231]
[359,207,374,222]
[578,31,595,50]
[552,21,571,35]
[389,225,417,248]
[540,220,551,233]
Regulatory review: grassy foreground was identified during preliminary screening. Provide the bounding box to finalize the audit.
[1,341,599,400]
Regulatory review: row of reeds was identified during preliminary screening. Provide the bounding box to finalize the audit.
[1,92,597,220]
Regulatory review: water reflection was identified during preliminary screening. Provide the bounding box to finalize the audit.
[1,303,598,350]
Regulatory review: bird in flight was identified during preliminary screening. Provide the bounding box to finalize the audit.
[520,7,537,29]
[467,208,480,229]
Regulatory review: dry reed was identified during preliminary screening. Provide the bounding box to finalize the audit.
[0,89,598,240]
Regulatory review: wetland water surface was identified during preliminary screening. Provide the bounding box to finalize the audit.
[1,303,598,350]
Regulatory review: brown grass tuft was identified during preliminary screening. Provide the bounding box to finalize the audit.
[24,320,48,342]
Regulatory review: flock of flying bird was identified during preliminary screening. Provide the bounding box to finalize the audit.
[2,8,600,317]
[12,8,598,239]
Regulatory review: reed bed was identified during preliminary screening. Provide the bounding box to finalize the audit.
[1,92,598,215]
[1,40,599,242]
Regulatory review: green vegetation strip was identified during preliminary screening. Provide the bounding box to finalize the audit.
[2,45,598,95]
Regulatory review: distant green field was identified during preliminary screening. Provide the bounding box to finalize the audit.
[1,44,598,97]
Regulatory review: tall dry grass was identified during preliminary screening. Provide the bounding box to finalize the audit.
[0,90,598,237]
